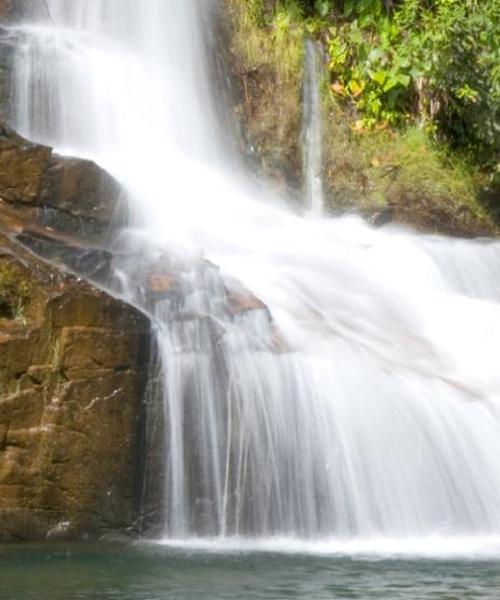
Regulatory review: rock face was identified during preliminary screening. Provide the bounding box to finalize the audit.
[222,1,302,200]
[0,124,124,242]
[0,65,151,540]
[0,234,151,541]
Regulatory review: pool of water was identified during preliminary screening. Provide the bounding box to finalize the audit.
[1,541,499,599]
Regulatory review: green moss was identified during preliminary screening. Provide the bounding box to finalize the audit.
[226,0,306,187]
[0,261,30,321]
[322,110,497,234]
[363,128,475,206]
[375,130,495,233]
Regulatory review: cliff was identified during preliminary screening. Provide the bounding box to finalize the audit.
[0,108,151,540]
[0,235,150,541]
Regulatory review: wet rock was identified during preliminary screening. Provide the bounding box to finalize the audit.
[41,155,124,228]
[0,126,51,202]
[227,289,267,315]
[16,230,112,284]
[99,530,135,543]
[147,273,175,294]
[46,520,73,541]
[0,234,151,541]
[0,124,125,242]
[0,0,29,23]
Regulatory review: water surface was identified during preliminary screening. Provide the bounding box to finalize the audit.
[1,542,499,599]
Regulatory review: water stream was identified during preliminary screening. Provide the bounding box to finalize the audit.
[7,0,500,553]
[302,38,324,215]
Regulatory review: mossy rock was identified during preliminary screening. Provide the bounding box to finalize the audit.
[0,235,151,541]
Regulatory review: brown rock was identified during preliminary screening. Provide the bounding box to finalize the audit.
[0,234,151,540]
[0,124,125,242]
[227,289,266,314]
[42,156,123,224]
[0,126,51,203]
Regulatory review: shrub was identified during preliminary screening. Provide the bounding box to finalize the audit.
[319,0,499,168]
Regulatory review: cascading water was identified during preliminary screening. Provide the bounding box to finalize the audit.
[8,0,500,552]
[302,38,324,215]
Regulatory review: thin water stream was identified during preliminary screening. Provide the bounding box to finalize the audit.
[302,38,324,215]
[6,0,500,554]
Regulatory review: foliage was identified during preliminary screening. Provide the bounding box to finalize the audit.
[321,107,497,234]
[359,127,492,220]
[312,0,499,168]
[242,0,499,167]
[228,0,499,232]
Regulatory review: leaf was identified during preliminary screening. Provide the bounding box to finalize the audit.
[359,13,375,28]
[358,0,378,15]
[383,77,400,92]
[314,0,330,18]
[397,74,411,87]
[344,0,355,17]
[369,70,387,86]
[349,79,366,97]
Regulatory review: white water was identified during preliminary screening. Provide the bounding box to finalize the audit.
[9,0,500,553]
[302,39,324,215]
[156,535,500,561]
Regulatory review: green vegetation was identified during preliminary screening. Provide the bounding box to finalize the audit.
[228,1,306,188]
[0,261,29,321]
[316,0,499,167]
[227,0,499,235]
[336,126,494,234]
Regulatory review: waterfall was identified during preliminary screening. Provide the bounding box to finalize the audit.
[302,39,324,215]
[8,1,500,548]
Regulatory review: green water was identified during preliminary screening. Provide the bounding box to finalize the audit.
[1,543,499,599]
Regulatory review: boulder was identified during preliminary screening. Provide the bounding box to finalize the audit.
[0,124,125,242]
[0,234,151,541]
